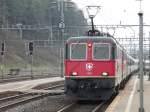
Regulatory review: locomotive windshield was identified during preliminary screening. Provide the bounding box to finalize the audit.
[93,43,110,60]
[70,43,87,60]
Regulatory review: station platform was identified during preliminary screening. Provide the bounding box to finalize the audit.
[106,75,150,112]
[0,77,64,93]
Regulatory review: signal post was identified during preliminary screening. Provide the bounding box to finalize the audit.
[1,42,5,79]
[29,41,34,79]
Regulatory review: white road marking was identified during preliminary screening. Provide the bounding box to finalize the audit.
[124,76,138,112]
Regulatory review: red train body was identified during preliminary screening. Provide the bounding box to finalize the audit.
[64,36,137,100]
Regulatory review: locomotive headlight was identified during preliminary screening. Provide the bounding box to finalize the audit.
[101,72,108,76]
[72,72,78,76]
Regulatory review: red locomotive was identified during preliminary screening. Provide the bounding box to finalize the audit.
[64,33,137,100]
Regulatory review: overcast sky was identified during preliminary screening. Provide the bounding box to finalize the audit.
[72,0,150,25]
[71,0,150,50]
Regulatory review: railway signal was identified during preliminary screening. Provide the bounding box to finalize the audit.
[28,41,34,79]
[0,42,5,78]
[1,42,5,55]
[29,42,33,55]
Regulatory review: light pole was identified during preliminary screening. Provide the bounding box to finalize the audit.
[138,11,145,112]
[136,0,145,111]
[135,0,145,111]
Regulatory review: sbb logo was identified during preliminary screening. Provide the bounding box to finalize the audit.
[86,63,94,71]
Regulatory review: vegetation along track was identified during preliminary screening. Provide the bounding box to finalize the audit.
[0,84,64,111]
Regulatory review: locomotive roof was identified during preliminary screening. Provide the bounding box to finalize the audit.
[66,36,136,62]
[67,36,126,52]
[67,36,118,44]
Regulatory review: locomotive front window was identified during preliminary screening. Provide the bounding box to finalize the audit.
[93,43,110,60]
[70,43,87,60]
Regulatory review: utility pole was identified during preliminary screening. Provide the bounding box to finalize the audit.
[136,0,145,111]
[138,11,145,112]
[58,0,65,78]
[148,32,150,81]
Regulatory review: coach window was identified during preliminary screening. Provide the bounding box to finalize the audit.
[93,43,110,60]
[70,43,87,60]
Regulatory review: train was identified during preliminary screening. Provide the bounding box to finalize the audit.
[64,31,137,101]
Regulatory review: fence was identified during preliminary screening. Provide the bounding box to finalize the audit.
[0,24,149,78]
[0,39,64,78]
[0,25,89,79]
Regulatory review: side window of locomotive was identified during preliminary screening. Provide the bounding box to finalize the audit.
[65,44,69,59]
[93,43,110,60]
[70,43,87,60]
[111,45,116,59]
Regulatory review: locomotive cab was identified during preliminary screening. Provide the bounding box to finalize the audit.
[65,36,118,100]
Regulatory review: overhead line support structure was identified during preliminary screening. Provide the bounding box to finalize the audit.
[138,12,145,112]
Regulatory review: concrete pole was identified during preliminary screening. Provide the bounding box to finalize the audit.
[31,54,33,79]
[50,26,53,45]
[60,1,64,27]
[149,32,150,80]
[138,12,145,112]
[59,1,65,77]
[60,48,64,78]
[19,27,23,39]
[1,54,4,79]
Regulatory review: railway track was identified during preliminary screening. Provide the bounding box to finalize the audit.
[56,90,116,112]
[0,74,59,83]
[57,102,106,112]
[0,84,64,111]
[46,84,64,90]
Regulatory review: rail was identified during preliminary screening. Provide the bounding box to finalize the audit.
[0,84,64,111]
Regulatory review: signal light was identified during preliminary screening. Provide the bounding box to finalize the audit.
[29,42,33,55]
[1,42,5,55]
[2,43,4,52]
